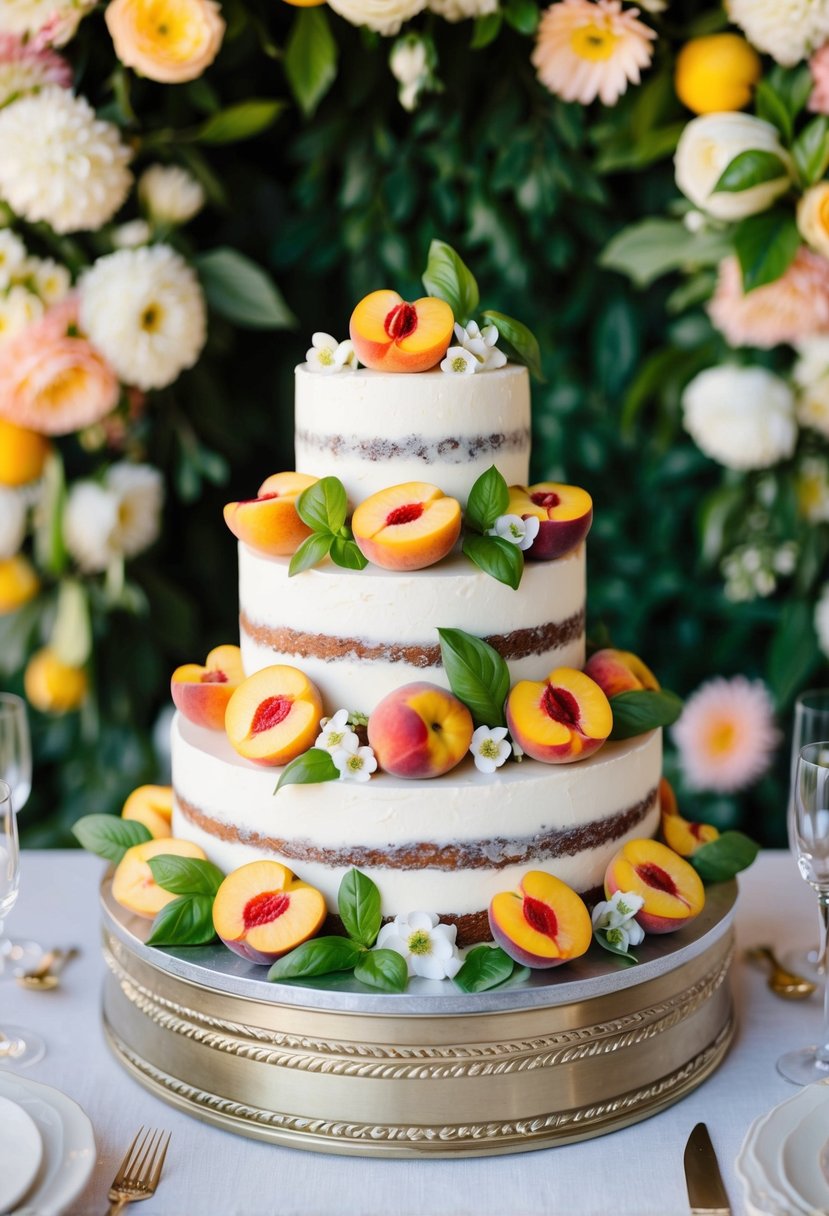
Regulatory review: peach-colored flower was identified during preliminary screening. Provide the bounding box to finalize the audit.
[0,33,70,105]
[532,0,655,107]
[105,0,225,84]
[673,676,780,793]
[0,297,119,436]
[810,43,829,113]
[708,249,829,349]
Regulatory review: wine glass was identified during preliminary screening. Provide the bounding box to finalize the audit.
[777,742,829,1085]
[0,780,45,1068]
[0,693,40,974]
[782,690,829,979]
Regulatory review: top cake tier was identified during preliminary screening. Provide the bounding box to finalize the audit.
[293,362,531,506]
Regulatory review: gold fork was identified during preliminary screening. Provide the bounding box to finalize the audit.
[107,1127,171,1215]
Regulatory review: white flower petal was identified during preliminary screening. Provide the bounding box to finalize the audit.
[407,910,438,931]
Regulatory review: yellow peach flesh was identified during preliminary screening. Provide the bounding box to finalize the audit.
[352,482,461,571]
[213,860,294,940]
[606,839,705,920]
[121,784,173,840]
[111,837,207,919]
[245,884,326,954]
[225,665,323,767]
[350,291,454,372]
[507,667,613,758]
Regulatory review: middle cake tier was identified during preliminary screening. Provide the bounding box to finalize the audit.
[238,543,586,714]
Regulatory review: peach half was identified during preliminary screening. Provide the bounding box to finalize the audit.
[506,667,612,764]
[583,648,660,700]
[352,482,462,572]
[213,860,326,964]
[367,681,473,779]
[659,779,720,857]
[605,838,705,934]
[349,290,454,373]
[111,837,207,919]
[223,471,318,557]
[489,871,592,969]
[121,784,173,840]
[507,482,593,561]
[225,664,323,766]
[171,644,245,731]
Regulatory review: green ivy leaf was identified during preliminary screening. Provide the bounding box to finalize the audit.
[72,814,151,863]
[288,531,333,577]
[465,465,509,534]
[437,627,510,729]
[267,936,364,981]
[330,535,368,571]
[422,239,479,325]
[147,856,225,897]
[284,8,338,118]
[194,100,285,144]
[146,894,217,946]
[353,948,408,992]
[734,208,800,293]
[462,533,523,591]
[690,831,759,883]
[275,747,340,793]
[338,868,382,948]
[296,476,348,534]
[453,944,514,992]
[608,689,683,740]
[768,599,821,709]
[195,248,296,330]
[593,930,638,964]
[712,149,790,194]
[481,310,543,381]
[793,115,829,186]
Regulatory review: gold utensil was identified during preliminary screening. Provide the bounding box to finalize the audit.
[107,1127,171,1215]
[684,1122,731,1215]
[745,945,817,1000]
[16,947,79,991]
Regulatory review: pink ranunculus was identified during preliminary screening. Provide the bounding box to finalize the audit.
[708,248,829,350]
[0,297,120,436]
[0,34,71,103]
[810,43,829,114]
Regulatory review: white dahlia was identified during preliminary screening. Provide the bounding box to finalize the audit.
[0,486,26,559]
[0,88,132,235]
[138,164,205,225]
[327,0,426,37]
[726,0,829,67]
[105,462,164,559]
[427,0,496,20]
[682,365,797,471]
[78,245,207,391]
[63,480,120,573]
[0,0,93,45]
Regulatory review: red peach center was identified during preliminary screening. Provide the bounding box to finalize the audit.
[635,862,677,896]
[201,670,229,684]
[541,685,580,728]
[384,302,417,341]
[251,695,292,734]
[243,890,290,929]
[530,491,560,509]
[523,896,558,939]
[690,823,705,841]
[386,502,424,526]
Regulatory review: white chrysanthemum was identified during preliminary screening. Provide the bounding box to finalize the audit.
[63,480,120,573]
[106,462,164,558]
[0,229,26,290]
[682,366,797,471]
[427,0,496,20]
[726,0,829,67]
[79,245,207,390]
[0,0,94,44]
[0,486,26,559]
[816,584,829,658]
[328,0,426,37]
[111,220,152,250]
[25,257,71,305]
[0,88,132,235]
[139,164,205,225]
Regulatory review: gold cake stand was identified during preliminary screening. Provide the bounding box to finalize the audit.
[101,878,736,1158]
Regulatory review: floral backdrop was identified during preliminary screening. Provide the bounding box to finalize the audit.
[1,0,825,846]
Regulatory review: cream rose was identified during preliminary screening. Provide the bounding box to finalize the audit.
[327,0,426,36]
[675,113,792,221]
[798,183,829,260]
[105,0,225,84]
[682,365,797,471]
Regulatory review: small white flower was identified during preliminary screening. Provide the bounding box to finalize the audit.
[469,724,511,773]
[487,513,540,550]
[315,708,359,754]
[440,345,477,375]
[106,462,164,559]
[376,911,462,980]
[453,320,507,371]
[390,33,428,86]
[111,220,152,250]
[26,257,70,304]
[0,284,39,344]
[63,480,120,573]
[0,229,26,290]
[305,332,355,374]
[336,339,358,369]
[773,542,798,575]
[0,486,26,559]
[333,744,377,783]
[139,164,205,226]
[592,890,645,931]
[683,210,707,234]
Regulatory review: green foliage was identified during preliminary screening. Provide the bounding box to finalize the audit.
[690,832,760,883]
[275,747,340,792]
[453,944,516,992]
[437,628,510,728]
[72,814,151,863]
[608,689,684,740]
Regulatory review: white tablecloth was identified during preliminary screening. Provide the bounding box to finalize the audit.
[3,849,824,1215]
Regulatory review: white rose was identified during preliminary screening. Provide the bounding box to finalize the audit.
[682,365,797,471]
[328,0,426,36]
[726,0,829,68]
[674,113,792,221]
[798,183,829,261]
[138,164,205,225]
[427,0,497,20]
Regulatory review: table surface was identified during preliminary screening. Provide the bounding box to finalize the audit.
[3,849,824,1216]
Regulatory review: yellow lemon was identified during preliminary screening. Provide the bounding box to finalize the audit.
[675,34,762,115]
[280,0,326,7]
[0,555,39,615]
[24,647,87,715]
[0,419,50,487]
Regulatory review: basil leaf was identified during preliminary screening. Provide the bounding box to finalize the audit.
[275,747,339,793]
[608,689,683,740]
[422,239,479,325]
[147,856,225,897]
[462,533,523,591]
[480,310,543,381]
[296,477,347,533]
[72,814,152,863]
[437,627,509,728]
[690,830,759,883]
[793,115,829,186]
[734,208,800,293]
[288,531,333,577]
[146,894,217,946]
[465,466,509,534]
[330,535,368,571]
[593,931,638,964]
[453,944,514,992]
[353,948,408,993]
[338,868,382,948]
[267,936,364,981]
[713,149,790,194]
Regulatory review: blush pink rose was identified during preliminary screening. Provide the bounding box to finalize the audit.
[708,249,829,349]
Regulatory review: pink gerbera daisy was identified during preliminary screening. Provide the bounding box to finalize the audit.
[532,0,656,107]
[708,249,829,350]
[672,676,780,794]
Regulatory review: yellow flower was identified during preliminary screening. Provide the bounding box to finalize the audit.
[798,183,829,261]
[0,555,39,615]
[675,34,761,115]
[24,647,87,714]
[0,418,50,488]
[105,0,225,84]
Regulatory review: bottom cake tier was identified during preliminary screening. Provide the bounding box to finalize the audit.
[170,715,662,945]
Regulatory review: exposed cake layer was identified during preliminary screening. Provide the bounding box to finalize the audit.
[171,715,662,943]
[238,544,586,715]
[294,363,531,507]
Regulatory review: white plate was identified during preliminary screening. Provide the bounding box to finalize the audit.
[781,1104,829,1215]
[0,1074,95,1216]
[736,1084,829,1216]
[0,1096,43,1215]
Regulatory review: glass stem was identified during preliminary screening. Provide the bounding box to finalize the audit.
[818,891,829,1067]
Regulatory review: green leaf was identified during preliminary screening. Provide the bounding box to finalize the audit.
[608,689,683,740]
[793,115,829,185]
[768,599,820,709]
[734,208,800,293]
[755,80,793,142]
[480,310,543,381]
[296,476,347,533]
[453,944,514,992]
[330,535,368,571]
[275,747,340,793]
[284,8,338,119]
[502,0,539,35]
[593,931,638,964]
[713,149,790,194]
[34,452,67,577]
[600,219,729,288]
[353,948,408,992]
[462,533,523,591]
[422,239,479,325]
[267,936,364,981]
[147,855,224,897]
[146,894,217,946]
[195,248,296,330]
[465,465,509,534]
[437,627,510,729]
[194,100,285,144]
[72,814,151,863]
[338,868,382,948]
[288,531,333,577]
[470,11,501,47]
[51,578,91,668]
[698,483,746,565]
[690,831,760,883]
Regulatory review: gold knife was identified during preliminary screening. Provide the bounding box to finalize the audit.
[684,1123,732,1216]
